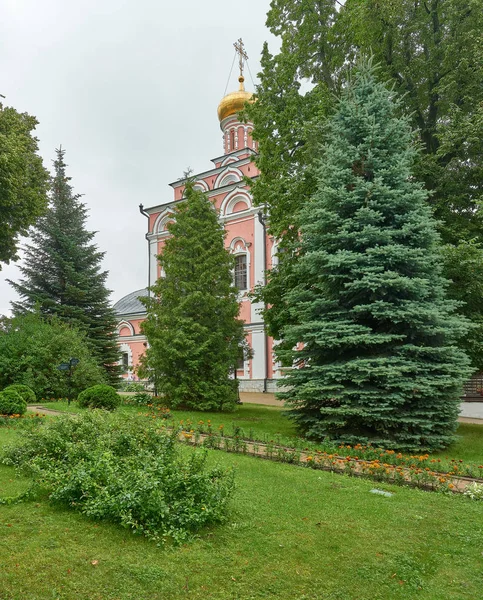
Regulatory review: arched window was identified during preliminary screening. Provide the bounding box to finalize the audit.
[234,254,247,291]
[230,129,235,150]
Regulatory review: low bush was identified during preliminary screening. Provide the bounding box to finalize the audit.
[3,384,36,404]
[130,391,153,405]
[0,389,27,416]
[119,381,145,392]
[1,412,234,543]
[77,384,120,411]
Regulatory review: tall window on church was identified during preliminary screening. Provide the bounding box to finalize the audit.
[230,129,235,150]
[234,254,247,291]
[122,352,129,369]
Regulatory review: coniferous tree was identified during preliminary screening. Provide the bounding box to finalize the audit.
[278,61,471,452]
[9,148,120,385]
[140,181,245,411]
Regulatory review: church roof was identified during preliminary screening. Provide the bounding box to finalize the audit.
[113,288,148,316]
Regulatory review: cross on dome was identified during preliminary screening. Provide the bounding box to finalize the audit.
[233,38,248,79]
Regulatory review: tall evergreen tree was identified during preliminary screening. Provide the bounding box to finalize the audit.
[140,181,245,412]
[278,61,471,452]
[9,148,120,385]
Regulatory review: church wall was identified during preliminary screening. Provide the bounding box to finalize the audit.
[116,74,276,391]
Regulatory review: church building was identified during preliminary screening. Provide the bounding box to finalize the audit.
[114,41,280,392]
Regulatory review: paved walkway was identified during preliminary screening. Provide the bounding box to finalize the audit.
[27,404,69,416]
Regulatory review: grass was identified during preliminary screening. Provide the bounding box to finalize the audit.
[0,420,482,599]
[432,423,483,464]
[43,400,483,465]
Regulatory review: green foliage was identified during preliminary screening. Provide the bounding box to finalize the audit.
[0,313,105,399]
[0,389,27,416]
[8,148,120,385]
[129,391,154,405]
[118,380,145,392]
[440,240,483,370]
[77,384,120,411]
[3,384,36,404]
[140,180,245,412]
[2,411,235,544]
[341,0,483,244]
[249,0,483,368]
[0,103,49,268]
[277,60,471,452]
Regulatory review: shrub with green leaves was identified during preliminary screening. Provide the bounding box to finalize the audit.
[3,384,36,404]
[130,391,153,405]
[119,381,145,392]
[1,412,234,543]
[0,389,27,415]
[0,313,105,399]
[77,384,120,411]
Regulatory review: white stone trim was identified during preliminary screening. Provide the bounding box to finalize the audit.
[116,334,147,344]
[193,179,209,192]
[153,208,176,234]
[229,236,251,293]
[220,188,252,216]
[214,166,243,189]
[221,156,239,167]
[119,343,133,367]
[117,320,134,336]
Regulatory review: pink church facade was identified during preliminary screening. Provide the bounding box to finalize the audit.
[114,73,280,392]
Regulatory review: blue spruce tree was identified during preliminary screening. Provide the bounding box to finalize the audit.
[277,60,471,451]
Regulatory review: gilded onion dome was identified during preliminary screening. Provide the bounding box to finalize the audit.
[217,76,253,123]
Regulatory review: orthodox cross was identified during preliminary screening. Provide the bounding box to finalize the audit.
[233,38,248,78]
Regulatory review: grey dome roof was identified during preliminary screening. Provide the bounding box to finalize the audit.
[113,288,148,316]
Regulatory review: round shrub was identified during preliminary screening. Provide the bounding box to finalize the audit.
[131,391,154,405]
[77,384,120,411]
[0,389,27,415]
[3,384,36,404]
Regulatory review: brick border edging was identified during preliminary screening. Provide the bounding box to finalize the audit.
[177,430,483,495]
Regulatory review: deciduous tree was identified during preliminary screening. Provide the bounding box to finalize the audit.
[0,102,49,268]
[248,0,483,367]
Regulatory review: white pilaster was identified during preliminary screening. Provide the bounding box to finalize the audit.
[149,239,158,285]
[250,325,266,380]
[251,215,265,323]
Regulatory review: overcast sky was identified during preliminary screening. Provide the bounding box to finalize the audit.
[0,0,276,315]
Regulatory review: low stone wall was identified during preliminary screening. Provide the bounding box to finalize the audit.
[239,379,278,393]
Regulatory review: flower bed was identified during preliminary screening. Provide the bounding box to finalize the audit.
[140,408,483,496]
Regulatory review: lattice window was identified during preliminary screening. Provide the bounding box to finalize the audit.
[234,254,247,291]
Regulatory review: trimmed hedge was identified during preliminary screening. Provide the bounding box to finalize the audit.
[0,389,27,415]
[3,384,36,404]
[77,384,120,411]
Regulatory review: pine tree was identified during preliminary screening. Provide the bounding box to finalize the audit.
[9,148,120,385]
[140,181,245,411]
[278,60,471,452]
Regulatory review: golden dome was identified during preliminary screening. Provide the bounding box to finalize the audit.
[217,76,253,123]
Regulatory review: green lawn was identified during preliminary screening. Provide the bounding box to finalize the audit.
[44,400,483,465]
[0,421,482,600]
